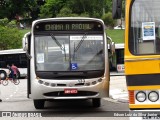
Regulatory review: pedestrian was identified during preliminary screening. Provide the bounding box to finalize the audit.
[11,64,19,80]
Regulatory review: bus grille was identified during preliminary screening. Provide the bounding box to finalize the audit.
[43,91,98,97]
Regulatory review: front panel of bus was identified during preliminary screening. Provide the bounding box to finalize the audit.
[125,0,160,109]
[29,18,109,100]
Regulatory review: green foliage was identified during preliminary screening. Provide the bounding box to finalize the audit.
[0,18,9,26]
[39,0,66,18]
[0,18,22,50]
[0,0,125,23]
[0,0,37,20]
[57,7,73,17]
[102,12,116,27]
[56,7,89,17]
[39,0,105,18]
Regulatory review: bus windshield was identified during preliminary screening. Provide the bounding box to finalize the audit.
[35,34,104,72]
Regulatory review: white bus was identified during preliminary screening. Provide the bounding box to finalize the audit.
[0,49,27,79]
[23,17,115,109]
[109,43,124,73]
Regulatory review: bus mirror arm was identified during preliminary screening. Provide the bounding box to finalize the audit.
[107,36,115,55]
[112,0,122,19]
[23,37,28,51]
[26,51,32,59]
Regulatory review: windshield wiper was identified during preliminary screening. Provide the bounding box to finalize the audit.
[50,34,64,50]
[50,34,66,60]
[73,33,87,59]
[74,33,87,52]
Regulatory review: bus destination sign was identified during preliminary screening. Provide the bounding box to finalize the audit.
[45,24,92,31]
[34,21,103,31]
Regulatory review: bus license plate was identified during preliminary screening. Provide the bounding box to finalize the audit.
[64,89,78,94]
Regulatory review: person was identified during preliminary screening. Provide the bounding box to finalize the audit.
[11,64,19,80]
[7,64,14,79]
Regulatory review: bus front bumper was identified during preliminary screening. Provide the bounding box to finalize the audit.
[29,77,109,100]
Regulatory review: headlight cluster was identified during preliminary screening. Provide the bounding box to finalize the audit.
[136,91,159,102]
[148,91,159,102]
[38,78,103,87]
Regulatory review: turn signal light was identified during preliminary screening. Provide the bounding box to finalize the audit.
[129,90,135,104]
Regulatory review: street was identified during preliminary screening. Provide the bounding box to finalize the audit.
[0,76,129,120]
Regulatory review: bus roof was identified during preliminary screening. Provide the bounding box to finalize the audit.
[33,17,103,22]
[0,49,25,55]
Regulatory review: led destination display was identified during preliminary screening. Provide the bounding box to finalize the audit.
[34,21,103,31]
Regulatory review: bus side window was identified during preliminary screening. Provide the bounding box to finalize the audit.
[0,61,6,68]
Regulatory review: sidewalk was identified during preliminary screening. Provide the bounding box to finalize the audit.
[109,75,128,103]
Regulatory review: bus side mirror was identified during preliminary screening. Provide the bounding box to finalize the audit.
[110,42,115,55]
[107,36,115,55]
[23,37,28,51]
[22,32,32,59]
[22,32,30,51]
[112,0,122,19]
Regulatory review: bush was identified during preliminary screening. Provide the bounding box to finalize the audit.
[102,12,116,28]
[0,18,22,50]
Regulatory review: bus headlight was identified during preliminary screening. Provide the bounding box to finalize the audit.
[38,80,43,84]
[148,91,159,102]
[85,82,90,86]
[98,78,102,82]
[136,91,146,102]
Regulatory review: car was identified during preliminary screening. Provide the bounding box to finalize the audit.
[114,25,125,29]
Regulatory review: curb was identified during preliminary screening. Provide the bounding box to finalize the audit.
[110,89,129,103]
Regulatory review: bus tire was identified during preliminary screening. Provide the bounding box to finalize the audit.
[34,100,45,109]
[0,70,7,80]
[92,98,101,107]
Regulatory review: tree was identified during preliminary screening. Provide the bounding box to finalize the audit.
[102,12,116,28]
[57,7,75,17]
[39,0,106,18]
[39,0,66,18]
[0,0,39,20]
[0,18,22,50]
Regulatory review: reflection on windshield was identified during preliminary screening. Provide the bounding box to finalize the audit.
[35,35,104,72]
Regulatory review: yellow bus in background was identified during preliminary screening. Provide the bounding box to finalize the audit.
[113,0,160,111]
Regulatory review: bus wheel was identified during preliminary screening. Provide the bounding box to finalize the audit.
[0,70,7,80]
[92,98,101,107]
[34,100,45,109]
